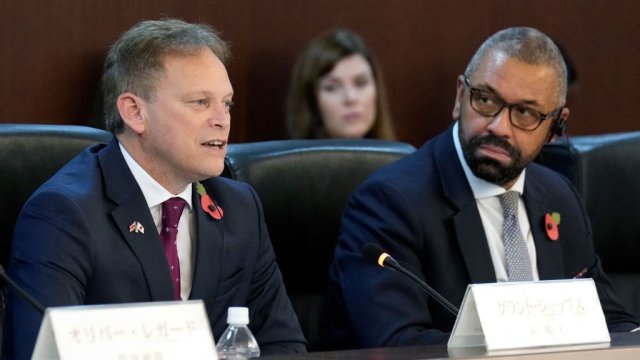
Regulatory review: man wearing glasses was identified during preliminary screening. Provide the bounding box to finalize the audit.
[322,27,638,350]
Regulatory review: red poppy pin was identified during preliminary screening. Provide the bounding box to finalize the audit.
[196,182,223,220]
[545,212,561,241]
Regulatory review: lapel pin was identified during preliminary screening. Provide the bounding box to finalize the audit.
[196,182,224,220]
[544,212,561,241]
[129,221,145,234]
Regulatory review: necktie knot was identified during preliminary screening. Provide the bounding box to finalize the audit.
[162,197,187,229]
[499,191,520,218]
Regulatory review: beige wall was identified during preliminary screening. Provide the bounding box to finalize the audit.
[1,0,638,147]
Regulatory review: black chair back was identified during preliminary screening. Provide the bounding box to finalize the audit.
[222,139,416,349]
[539,132,640,319]
[0,124,113,269]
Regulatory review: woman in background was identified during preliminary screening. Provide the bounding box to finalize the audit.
[286,29,395,140]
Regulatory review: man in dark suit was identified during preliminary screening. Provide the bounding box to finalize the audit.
[322,27,639,350]
[3,19,306,359]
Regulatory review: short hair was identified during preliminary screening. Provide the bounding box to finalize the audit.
[101,18,230,134]
[464,27,568,106]
[285,28,395,140]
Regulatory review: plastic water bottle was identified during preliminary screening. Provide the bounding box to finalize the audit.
[216,307,261,359]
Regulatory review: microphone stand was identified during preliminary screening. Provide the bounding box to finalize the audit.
[0,264,46,314]
[386,260,459,317]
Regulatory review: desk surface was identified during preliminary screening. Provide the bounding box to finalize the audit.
[267,332,640,360]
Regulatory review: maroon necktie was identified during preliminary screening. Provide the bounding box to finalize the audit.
[161,197,187,300]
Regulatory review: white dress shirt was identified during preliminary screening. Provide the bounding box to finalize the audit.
[119,142,195,299]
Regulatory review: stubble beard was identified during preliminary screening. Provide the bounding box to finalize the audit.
[459,126,530,187]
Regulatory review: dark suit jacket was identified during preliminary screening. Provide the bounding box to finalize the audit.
[3,139,306,359]
[321,126,638,350]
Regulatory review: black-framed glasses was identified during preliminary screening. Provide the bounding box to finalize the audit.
[463,76,563,131]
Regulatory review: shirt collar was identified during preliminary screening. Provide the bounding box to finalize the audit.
[119,142,193,210]
[452,121,525,200]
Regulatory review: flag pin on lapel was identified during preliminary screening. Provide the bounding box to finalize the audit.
[129,221,145,234]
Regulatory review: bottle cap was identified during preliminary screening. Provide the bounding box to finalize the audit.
[227,306,249,325]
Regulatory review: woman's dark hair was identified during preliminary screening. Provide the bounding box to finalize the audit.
[286,29,395,139]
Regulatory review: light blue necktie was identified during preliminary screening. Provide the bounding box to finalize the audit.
[498,191,533,281]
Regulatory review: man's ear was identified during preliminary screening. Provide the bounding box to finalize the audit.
[547,108,570,143]
[452,75,466,120]
[116,92,146,135]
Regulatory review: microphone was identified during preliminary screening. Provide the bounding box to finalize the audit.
[0,264,46,314]
[362,242,459,317]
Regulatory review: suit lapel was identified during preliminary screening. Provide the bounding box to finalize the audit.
[451,208,497,283]
[435,128,496,283]
[523,172,565,279]
[189,180,224,299]
[99,139,175,301]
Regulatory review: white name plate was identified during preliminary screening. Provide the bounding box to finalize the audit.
[448,279,610,353]
[32,300,217,360]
